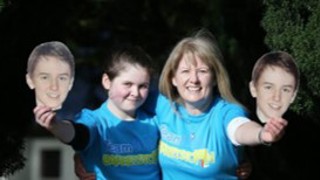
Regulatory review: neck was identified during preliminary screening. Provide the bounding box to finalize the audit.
[107,101,136,121]
[184,97,213,115]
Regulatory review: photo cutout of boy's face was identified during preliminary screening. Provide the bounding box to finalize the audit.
[249,66,297,123]
[26,56,74,110]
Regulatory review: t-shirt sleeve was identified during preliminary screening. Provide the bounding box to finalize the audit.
[67,121,90,151]
[222,103,249,145]
[72,109,99,151]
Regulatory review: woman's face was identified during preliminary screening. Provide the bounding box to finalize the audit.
[26,56,73,110]
[172,54,214,112]
[250,66,296,122]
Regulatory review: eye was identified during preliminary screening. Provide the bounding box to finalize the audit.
[282,87,293,93]
[181,69,190,74]
[177,68,190,74]
[123,82,133,87]
[139,83,149,90]
[39,75,48,80]
[198,68,209,74]
[59,75,69,81]
[263,85,272,90]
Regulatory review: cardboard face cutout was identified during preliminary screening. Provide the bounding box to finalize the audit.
[249,66,297,123]
[26,56,74,110]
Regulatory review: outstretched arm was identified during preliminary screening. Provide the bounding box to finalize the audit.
[235,117,287,146]
[33,105,75,143]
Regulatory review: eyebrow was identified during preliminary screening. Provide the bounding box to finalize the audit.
[262,82,294,88]
[37,72,71,76]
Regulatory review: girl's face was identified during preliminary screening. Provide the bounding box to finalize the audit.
[103,64,150,120]
[250,66,297,122]
[26,56,73,110]
[172,54,214,114]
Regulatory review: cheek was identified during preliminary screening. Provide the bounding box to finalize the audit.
[34,83,48,92]
[256,89,271,99]
[59,82,71,91]
[175,74,188,84]
[108,88,128,99]
[282,96,293,108]
[140,89,149,98]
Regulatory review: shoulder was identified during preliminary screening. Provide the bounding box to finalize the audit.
[75,101,107,123]
[216,97,245,112]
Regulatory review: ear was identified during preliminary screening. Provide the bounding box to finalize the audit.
[172,77,177,87]
[290,90,298,103]
[68,78,74,91]
[102,73,111,90]
[26,74,35,89]
[249,81,257,98]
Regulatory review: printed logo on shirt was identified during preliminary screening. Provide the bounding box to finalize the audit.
[102,149,158,166]
[159,141,215,168]
[160,125,181,145]
[106,141,133,153]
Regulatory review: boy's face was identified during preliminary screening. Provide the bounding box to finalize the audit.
[102,64,150,119]
[26,56,73,110]
[249,66,297,123]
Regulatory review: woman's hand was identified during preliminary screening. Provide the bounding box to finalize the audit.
[236,161,252,179]
[74,153,96,180]
[260,117,288,144]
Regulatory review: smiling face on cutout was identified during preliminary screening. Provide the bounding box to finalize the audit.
[249,66,297,123]
[26,56,74,110]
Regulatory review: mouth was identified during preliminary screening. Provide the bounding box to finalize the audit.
[126,97,141,102]
[268,103,281,111]
[47,93,60,99]
[186,86,201,92]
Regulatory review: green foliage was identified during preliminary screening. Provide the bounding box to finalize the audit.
[262,0,320,122]
[0,0,3,12]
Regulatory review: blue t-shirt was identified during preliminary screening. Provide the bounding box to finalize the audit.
[75,100,161,180]
[153,94,246,180]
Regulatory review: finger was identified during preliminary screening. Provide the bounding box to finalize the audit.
[35,110,56,128]
[269,118,288,129]
[267,120,287,136]
[43,112,56,127]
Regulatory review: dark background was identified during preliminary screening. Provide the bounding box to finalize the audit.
[0,0,319,177]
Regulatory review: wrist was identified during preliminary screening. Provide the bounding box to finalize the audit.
[258,128,271,146]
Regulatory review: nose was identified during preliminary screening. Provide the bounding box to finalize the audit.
[131,86,139,97]
[273,89,281,101]
[50,78,59,90]
[189,70,199,82]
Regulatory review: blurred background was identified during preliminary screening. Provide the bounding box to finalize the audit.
[0,0,319,179]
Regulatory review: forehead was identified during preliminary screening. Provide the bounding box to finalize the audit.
[178,53,208,67]
[259,66,295,85]
[34,56,71,73]
[116,64,149,79]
